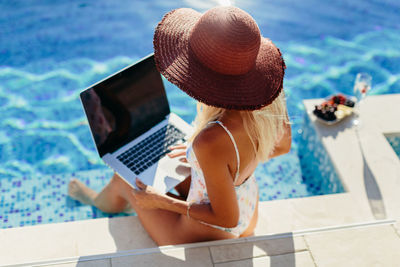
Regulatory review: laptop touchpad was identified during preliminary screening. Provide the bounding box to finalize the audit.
[157,156,190,190]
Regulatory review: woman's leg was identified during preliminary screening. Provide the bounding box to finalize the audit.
[69,174,236,245]
[128,200,236,245]
[175,175,191,198]
[68,173,130,213]
[69,174,192,212]
[166,176,191,200]
[115,177,236,245]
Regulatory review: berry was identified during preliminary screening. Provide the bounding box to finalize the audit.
[344,99,355,107]
[314,102,337,121]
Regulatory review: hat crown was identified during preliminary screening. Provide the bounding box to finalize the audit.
[189,6,261,75]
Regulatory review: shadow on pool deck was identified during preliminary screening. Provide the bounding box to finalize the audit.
[356,128,387,220]
[73,233,298,266]
[314,113,355,139]
[312,107,387,221]
[66,216,299,266]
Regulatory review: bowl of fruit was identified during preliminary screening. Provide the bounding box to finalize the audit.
[313,94,356,125]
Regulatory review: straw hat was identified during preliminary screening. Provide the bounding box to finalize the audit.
[153,6,286,110]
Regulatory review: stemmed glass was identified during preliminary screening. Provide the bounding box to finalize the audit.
[353,73,372,127]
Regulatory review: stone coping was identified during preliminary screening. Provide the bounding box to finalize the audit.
[1,94,399,266]
[0,218,395,266]
[302,94,400,221]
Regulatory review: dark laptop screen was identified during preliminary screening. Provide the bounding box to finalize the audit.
[80,54,170,157]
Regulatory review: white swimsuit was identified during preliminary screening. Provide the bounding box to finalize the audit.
[186,121,259,236]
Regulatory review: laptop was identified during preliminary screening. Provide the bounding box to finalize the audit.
[80,53,193,193]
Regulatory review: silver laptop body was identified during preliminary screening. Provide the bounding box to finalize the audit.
[80,54,193,193]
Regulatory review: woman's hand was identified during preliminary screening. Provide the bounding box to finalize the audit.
[132,178,164,210]
[133,178,190,217]
[167,144,188,163]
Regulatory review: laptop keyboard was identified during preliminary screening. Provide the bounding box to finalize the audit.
[117,124,186,175]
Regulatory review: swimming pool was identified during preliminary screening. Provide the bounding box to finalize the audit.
[386,135,400,160]
[1,0,399,229]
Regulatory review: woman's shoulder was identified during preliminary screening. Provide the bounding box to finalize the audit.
[192,123,231,157]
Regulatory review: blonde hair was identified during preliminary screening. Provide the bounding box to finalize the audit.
[189,91,289,162]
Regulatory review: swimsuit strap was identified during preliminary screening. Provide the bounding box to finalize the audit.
[208,120,240,183]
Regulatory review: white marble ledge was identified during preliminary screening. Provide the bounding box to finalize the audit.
[0,216,156,266]
[303,94,400,220]
[1,217,395,267]
[305,224,400,266]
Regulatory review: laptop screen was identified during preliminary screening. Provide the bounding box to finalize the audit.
[80,54,170,157]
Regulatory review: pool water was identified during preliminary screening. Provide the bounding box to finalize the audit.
[386,135,400,160]
[1,0,399,229]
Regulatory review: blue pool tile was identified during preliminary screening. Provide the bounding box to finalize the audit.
[386,135,400,159]
[1,0,398,229]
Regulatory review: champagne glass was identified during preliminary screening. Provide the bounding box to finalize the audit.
[354,73,372,103]
[353,73,372,127]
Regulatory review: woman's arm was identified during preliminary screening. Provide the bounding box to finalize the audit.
[132,127,239,228]
[269,113,292,159]
[269,121,291,158]
[190,129,240,227]
[133,177,237,228]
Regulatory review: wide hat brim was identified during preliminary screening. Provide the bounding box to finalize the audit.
[153,8,286,110]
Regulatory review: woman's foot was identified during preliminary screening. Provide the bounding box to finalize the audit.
[68,178,98,205]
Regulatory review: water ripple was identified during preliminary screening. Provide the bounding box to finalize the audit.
[0,28,399,180]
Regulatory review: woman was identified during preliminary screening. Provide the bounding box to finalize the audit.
[68,6,291,245]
